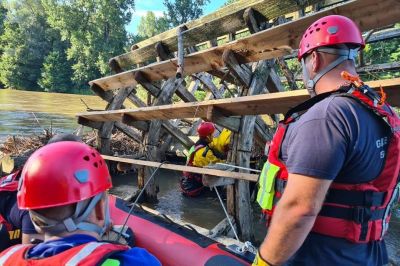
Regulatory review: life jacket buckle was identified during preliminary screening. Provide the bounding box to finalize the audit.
[353,207,372,224]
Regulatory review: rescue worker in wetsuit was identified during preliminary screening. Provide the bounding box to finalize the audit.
[254,15,400,266]
[0,133,83,251]
[180,122,231,196]
[0,141,161,265]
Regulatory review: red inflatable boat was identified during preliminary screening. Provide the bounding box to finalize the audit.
[109,195,253,266]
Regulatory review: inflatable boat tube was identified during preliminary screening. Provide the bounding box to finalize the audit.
[109,195,253,266]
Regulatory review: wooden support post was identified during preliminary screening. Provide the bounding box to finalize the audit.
[98,87,132,155]
[176,25,187,79]
[205,106,240,132]
[223,50,252,88]
[277,57,299,90]
[243,8,268,34]
[140,78,184,202]
[161,120,195,149]
[155,42,172,61]
[134,71,161,97]
[196,73,223,99]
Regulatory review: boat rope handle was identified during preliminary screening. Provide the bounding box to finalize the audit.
[115,161,168,243]
[214,186,240,242]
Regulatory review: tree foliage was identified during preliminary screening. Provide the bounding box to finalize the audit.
[41,0,134,90]
[0,0,52,90]
[137,11,169,39]
[163,0,210,27]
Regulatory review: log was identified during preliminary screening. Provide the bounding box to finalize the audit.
[90,0,400,91]
[102,155,258,181]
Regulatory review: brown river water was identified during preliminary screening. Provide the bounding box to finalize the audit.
[1,89,399,263]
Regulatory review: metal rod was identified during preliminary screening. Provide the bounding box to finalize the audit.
[214,186,240,241]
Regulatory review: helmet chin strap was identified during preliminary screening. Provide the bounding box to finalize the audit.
[302,47,359,97]
[30,192,111,237]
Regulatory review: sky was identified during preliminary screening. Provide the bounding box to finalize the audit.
[127,0,227,34]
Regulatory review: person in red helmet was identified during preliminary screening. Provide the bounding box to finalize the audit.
[254,15,399,265]
[0,141,160,266]
[180,122,231,196]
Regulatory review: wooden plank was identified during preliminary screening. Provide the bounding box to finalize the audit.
[91,0,400,92]
[113,0,323,68]
[102,155,259,182]
[78,79,400,122]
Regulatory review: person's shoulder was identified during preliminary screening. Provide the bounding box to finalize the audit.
[303,94,357,121]
[111,247,161,266]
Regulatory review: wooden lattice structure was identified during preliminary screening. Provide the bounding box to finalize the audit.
[77,0,400,241]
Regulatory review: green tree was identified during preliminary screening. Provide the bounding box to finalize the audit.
[39,47,74,93]
[224,0,238,6]
[163,0,210,27]
[0,0,51,90]
[137,11,169,39]
[41,0,135,90]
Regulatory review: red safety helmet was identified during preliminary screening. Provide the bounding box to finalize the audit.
[18,141,112,210]
[298,15,365,60]
[197,122,216,138]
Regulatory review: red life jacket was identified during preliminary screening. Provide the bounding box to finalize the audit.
[0,241,129,266]
[0,171,20,232]
[261,84,400,243]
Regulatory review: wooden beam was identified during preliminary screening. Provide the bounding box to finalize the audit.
[205,105,241,132]
[114,122,142,143]
[78,117,103,130]
[367,27,400,43]
[112,0,322,68]
[91,0,400,92]
[78,79,400,122]
[134,71,161,97]
[122,115,149,131]
[223,49,252,88]
[161,120,195,149]
[102,155,258,182]
[155,42,172,61]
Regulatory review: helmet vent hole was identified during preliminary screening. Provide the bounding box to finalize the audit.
[322,21,327,25]
[83,156,90,161]
[316,28,320,32]
[310,30,313,34]
[94,162,98,168]
[314,23,318,27]
[99,160,103,165]
[304,34,307,38]
[91,153,96,157]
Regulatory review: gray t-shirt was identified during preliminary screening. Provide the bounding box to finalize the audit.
[281,95,391,265]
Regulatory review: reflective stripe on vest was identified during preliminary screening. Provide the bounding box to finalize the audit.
[256,162,280,210]
[0,245,29,266]
[66,242,108,266]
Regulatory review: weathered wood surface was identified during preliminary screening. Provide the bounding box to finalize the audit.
[90,0,400,91]
[102,155,259,181]
[97,88,132,155]
[113,0,324,68]
[282,61,400,83]
[77,78,400,122]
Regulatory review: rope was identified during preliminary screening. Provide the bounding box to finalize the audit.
[115,161,167,242]
[214,186,240,241]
